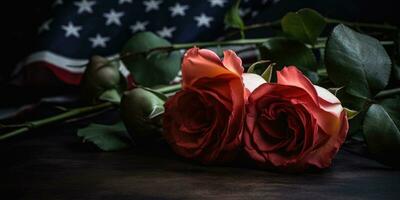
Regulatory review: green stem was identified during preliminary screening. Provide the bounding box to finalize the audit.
[171,38,271,49]
[307,40,394,49]
[374,88,400,99]
[174,36,393,51]
[221,20,281,40]
[325,18,398,30]
[0,102,114,140]
[153,83,182,94]
[243,20,282,30]
[223,18,397,39]
[105,38,270,63]
[0,83,184,141]
[82,38,273,70]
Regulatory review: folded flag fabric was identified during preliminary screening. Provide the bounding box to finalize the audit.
[14,0,278,86]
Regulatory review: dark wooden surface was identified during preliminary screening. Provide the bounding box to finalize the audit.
[1,125,400,200]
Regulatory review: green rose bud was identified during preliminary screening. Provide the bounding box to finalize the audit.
[120,88,166,142]
[81,55,125,104]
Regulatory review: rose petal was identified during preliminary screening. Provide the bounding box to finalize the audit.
[314,85,340,104]
[221,78,245,150]
[304,111,349,168]
[277,66,319,105]
[222,50,244,76]
[314,85,343,118]
[242,73,267,93]
[244,115,268,163]
[275,70,344,137]
[182,47,230,87]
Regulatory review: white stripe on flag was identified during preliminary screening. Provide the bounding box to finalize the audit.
[16,51,129,77]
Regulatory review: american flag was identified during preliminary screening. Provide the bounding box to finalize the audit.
[15,0,280,86]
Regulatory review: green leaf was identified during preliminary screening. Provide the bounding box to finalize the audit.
[344,107,358,120]
[99,89,121,104]
[224,0,244,32]
[281,8,326,45]
[77,122,131,151]
[261,64,274,83]
[379,96,400,128]
[120,32,181,87]
[247,60,271,74]
[140,86,168,101]
[258,37,317,72]
[363,99,400,168]
[325,24,392,99]
[335,87,369,111]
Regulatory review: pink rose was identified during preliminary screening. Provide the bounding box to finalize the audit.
[244,66,349,172]
[163,47,247,163]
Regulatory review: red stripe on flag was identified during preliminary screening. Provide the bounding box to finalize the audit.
[27,62,134,87]
[28,62,83,85]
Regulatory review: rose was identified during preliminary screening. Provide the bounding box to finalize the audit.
[121,88,166,142]
[163,47,248,163]
[244,66,348,172]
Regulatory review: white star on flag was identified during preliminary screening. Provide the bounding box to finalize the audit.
[89,34,110,48]
[157,26,176,38]
[194,13,213,28]
[38,19,53,33]
[103,9,124,26]
[169,3,189,17]
[119,0,132,4]
[143,0,162,12]
[74,0,96,14]
[61,22,82,38]
[130,21,149,33]
[208,0,226,7]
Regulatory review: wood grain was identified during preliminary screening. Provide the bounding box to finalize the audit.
[1,125,399,200]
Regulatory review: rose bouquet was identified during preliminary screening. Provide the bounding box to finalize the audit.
[162,47,348,172]
[1,6,399,172]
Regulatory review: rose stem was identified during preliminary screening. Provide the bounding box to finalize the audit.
[153,83,182,94]
[374,88,400,99]
[0,102,114,140]
[224,18,398,40]
[324,18,398,30]
[74,37,278,69]
[0,84,182,141]
[102,35,393,70]
[171,38,273,49]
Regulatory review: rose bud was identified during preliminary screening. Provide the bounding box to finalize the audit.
[121,88,166,142]
[244,66,349,172]
[163,47,247,163]
[81,55,125,103]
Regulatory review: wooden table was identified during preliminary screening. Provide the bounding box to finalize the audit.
[1,118,400,200]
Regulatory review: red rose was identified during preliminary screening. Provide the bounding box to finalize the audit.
[163,47,248,163]
[244,66,348,172]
